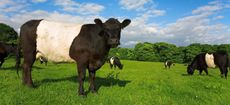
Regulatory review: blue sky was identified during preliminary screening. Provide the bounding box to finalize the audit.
[1,0,230,47]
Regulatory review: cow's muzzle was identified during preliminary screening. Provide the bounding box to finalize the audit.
[108,39,120,48]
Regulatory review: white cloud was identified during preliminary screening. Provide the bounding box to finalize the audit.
[119,0,165,18]
[0,0,28,13]
[55,0,78,7]
[0,0,12,7]
[54,0,104,15]
[213,15,224,20]
[159,15,228,45]
[121,1,230,47]
[146,9,166,17]
[192,5,221,14]
[119,0,150,10]
[1,0,230,48]
[76,3,105,15]
[122,41,140,47]
[32,0,47,3]
[0,10,102,32]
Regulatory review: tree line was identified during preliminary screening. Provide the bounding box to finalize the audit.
[0,23,18,43]
[1,23,230,64]
[109,42,230,64]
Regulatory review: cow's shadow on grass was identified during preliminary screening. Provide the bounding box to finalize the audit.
[36,72,131,94]
[181,73,214,77]
[0,65,44,71]
[0,66,17,70]
[0,66,43,71]
[181,74,190,76]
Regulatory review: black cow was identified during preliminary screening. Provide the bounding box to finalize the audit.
[16,18,131,96]
[187,52,229,78]
[0,42,17,68]
[108,56,123,70]
[164,60,174,69]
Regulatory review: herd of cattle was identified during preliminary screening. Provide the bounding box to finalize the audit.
[0,18,230,96]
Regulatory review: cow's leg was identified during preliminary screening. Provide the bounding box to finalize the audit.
[0,59,4,67]
[77,62,87,96]
[110,63,113,69]
[204,68,208,75]
[224,67,228,79]
[219,67,224,78]
[22,50,36,87]
[114,65,116,70]
[199,70,203,75]
[88,70,97,93]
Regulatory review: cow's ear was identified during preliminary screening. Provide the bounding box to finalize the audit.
[94,18,103,27]
[121,19,131,29]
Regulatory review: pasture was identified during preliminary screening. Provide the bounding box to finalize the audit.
[0,58,230,105]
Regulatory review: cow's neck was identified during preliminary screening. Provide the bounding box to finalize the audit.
[190,60,198,69]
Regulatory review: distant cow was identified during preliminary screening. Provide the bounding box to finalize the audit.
[36,51,48,65]
[0,42,17,68]
[16,18,131,96]
[164,60,174,69]
[108,56,123,70]
[187,52,229,78]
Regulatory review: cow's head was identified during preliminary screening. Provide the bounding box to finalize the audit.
[187,65,194,75]
[94,18,131,48]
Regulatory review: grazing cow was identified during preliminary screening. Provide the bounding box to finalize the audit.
[187,52,229,78]
[164,60,174,69]
[0,42,17,68]
[36,51,48,65]
[16,18,131,96]
[108,56,123,70]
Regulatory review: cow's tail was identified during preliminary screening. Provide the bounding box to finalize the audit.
[15,38,21,77]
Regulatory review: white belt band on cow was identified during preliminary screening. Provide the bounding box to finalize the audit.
[110,57,115,65]
[36,20,82,63]
[205,53,216,68]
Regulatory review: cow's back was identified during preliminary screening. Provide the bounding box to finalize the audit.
[36,20,82,62]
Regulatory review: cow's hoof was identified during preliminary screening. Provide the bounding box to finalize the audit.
[78,92,86,97]
[91,90,97,94]
[79,94,86,97]
[23,82,35,88]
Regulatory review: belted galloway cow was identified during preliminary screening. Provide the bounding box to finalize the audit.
[16,18,131,96]
[187,52,229,78]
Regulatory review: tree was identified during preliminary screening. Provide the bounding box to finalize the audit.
[109,47,135,60]
[200,44,215,53]
[134,42,159,61]
[108,42,230,64]
[217,44,230,53]
[153,42,179,62]
[183,43,202,63]
[0,23,18,43]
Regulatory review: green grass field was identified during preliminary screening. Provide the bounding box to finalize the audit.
[0,58,230,105]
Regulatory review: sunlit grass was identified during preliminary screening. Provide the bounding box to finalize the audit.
[0,58,229,105]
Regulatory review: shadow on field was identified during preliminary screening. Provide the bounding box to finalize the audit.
[0,65,44,71]
[0,66,16,70]
[38,74,131,92]
[181,73,214,77]
[181,74,190,76]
